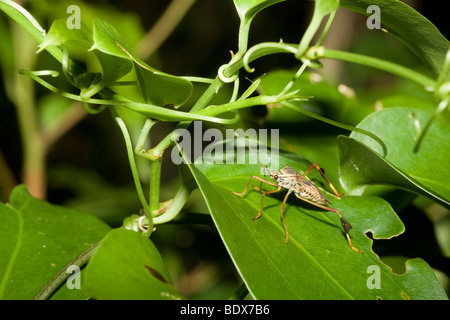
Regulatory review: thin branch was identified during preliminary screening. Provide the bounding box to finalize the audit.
[41,101,87,151]
[0,149,17,200]
[135,0,196,59]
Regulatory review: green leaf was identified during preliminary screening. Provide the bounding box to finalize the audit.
[340,107,450,207]
[185,142,447,299]
[81,19,133,98]
[90,18,131,60]
[37,18,93,53]
[339,0,450,81]
[83,229,184,300]
[134,61,193,107]
[91,19,192,107]
[0,185,111,299]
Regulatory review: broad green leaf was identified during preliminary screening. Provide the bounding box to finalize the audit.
[35,18,94,86]
[186,143,447,299]
[339,0,450,81]
[134,61,193,107]
[233,0,286,21]
[83,228,184,300]
[37,18,92,53]
[340,107,450,207]
[91,19,192,107]
[34,18,133,99]
[0,185,111,300]
[18,11,192,106]
[90,18,131,60]
[83,19,132,98]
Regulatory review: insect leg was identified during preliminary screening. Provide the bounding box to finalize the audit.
[294,195,363,253]
[303,163,344,198]
[231,176,277,197]
[280,189,293,243]
[254,187,282,220]
[322,207,362,253]
[252,181,264,192]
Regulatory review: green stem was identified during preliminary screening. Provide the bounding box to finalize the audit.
[0,0,84,75]
[322,48,436,88]
[230,77,240,103]
[135,0,196,59]
[0,0,44,34]
[149,158,162,216]
[315,10,336,47]
[282,101,387,157]
[147,9,262,160]
[112,110,152,230]
[278,63,308,97]
[296,10,323,58]
[135,118,156,159]
[153,183,191,224]
[133,118,162,218]
[242,42,297,73]
[242,42,436,89]
[200,92,304,118]
[149,91,303,159]
[296,0,339,59]
[413,97,449,153]
[179,76,215,84]
[19,69,238,124]
[0,148,17,199]
[148,77,224,158]
[12,25,46,198]
[237,19,251,55]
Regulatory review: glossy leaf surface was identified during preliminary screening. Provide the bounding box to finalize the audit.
[0,185,111,299]
[83,229,184,300]
[183,144,447,299]
[340,107,450,208]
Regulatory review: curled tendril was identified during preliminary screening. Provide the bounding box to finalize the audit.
[19,69,241,124]
[82,102,107,114]
[243,41,297,73]
[137,215,149,233]
[20,69,59,78]
[61,46,78,87]
[218,64,239,83]
[122,211,152,236]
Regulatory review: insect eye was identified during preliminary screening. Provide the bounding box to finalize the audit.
[273,174,278,179]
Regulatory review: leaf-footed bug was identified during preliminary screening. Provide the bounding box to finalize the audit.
[230,133,363,253]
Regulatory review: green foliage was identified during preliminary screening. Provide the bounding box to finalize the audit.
[341,108,450,205]
[188,146,446,299]
[0,186,110,299]
[0,0,449,300]
[83,229,185,300]
[340,0,450,80]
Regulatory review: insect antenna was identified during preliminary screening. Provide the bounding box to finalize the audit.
[232,131,270,176]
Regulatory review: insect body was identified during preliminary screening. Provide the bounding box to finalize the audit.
[231,147,362,253]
